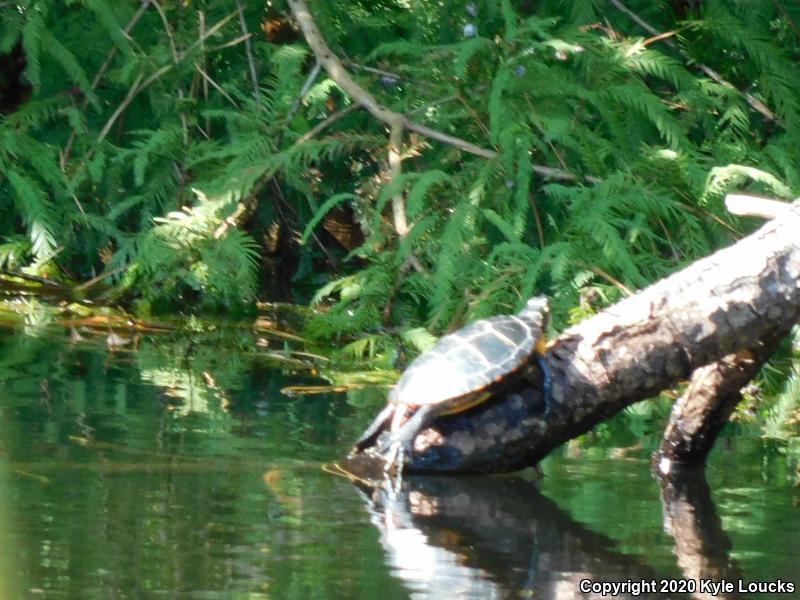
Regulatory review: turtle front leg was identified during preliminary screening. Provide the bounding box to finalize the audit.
[353,403,396,453]
[535,354,554,415]
[380,405,438,476]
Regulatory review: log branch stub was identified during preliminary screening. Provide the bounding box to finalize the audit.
[655,325,790,469]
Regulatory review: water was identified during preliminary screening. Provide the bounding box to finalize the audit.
[0,323,798,599]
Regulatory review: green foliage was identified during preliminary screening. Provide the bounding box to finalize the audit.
[0,0,798,330]
[120,190,261,309]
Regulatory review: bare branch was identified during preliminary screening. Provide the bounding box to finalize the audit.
[235,0,261,105]
[286,61,322,125]
[207,32,253,52]
[151,0,189,145]
[151,0,178,62]
[609,0,779,125]
[197,10,209,135]
[401,120,497,160]
[725,193,793,220]
[194,63,240,109]
[294,102,362,146]
[287,0,404,124]
[96,72,146,144]
[287,0,597,183]
[388,118,410,237]
[656,304,793,471]
[96,11,239,146]
[61,0,152,168]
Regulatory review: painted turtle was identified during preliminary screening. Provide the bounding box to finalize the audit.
[354,296,551,474]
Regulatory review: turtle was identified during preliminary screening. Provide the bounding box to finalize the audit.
[353,296,551,475]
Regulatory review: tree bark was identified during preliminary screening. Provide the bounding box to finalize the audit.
[350,200,800,474]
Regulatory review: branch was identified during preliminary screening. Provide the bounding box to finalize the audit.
[197,10,209,135]
[388,117,410,237]
[235,0,261,105]
[285,61,322,125]
[654,334,784,471]
[287,0,403,124]
[608,0,779,126]
[96,10,238,145]
[724,193,793,220]
[61,0,152,168]
[652,193,796,470]
[96,72,146,144]
[194,63,240,109]
[294,102,362,146]
[401,120,496,160]
[386,118,426,273]
[151,0,178,62]
[151,0,189,144]
[286,0,593,184]
[0,270,68,289]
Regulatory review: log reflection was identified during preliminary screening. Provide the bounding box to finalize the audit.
[350,472,685,599]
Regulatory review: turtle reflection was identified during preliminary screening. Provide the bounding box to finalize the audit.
[354,475,683,599]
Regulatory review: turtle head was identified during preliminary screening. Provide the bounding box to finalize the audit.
[518,295,550,329]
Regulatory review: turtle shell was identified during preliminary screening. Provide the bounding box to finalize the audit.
[390,296,548,409]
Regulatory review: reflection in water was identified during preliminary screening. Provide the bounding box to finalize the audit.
[355,476,685,599]
[0,326,403,599]
[658,468,744,600]
[0,459,23,600]
[0,323,798,598]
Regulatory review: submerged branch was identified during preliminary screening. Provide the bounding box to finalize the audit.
[654,328,786,471]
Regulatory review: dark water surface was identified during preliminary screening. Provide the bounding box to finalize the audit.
[0,324,798,599]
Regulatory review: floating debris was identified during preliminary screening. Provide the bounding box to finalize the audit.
[281,383,365,396]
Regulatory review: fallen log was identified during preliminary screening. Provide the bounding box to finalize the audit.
[350,198,800,474]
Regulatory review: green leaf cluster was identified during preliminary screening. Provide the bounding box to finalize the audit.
[0,0,797,328]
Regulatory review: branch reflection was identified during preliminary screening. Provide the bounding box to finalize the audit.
[658,468,743,600]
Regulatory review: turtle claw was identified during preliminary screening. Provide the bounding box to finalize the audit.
[382,441,407,492]
[381,438,410,482]
[383,441,400,471]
